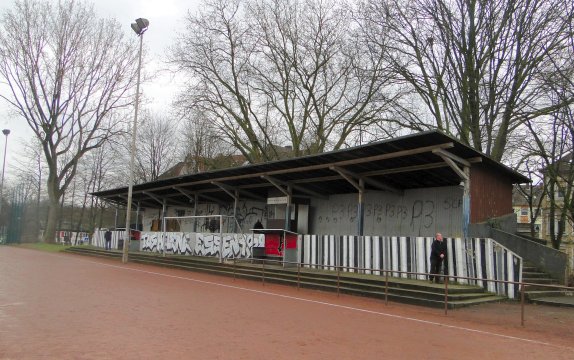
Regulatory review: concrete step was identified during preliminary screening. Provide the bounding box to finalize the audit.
[63,247,504,309]
[522,271,551,279]
[131,256,490,303]
[529,295,574,308]
[522,285,563,293]
[524,290,573,300]
[522,278,557,284]
[522,266,539,272]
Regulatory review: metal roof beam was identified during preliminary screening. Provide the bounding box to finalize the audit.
[432,148,471,167]
[115,195,140,210]
[437,157,468,181]
[330,166,362,191]
[211,181,236,199]
[173,187,196,203]
[278,163,450,185]
[141,192,165,205]
[261,175,290,196]
[100,197,125,207]
[196,193,226,205]
[260,175,328,199]
[364,162,449,176]
[173,186,228,206]
[142,191,190,207]
[211,181,266,201]
[330,166,402,194]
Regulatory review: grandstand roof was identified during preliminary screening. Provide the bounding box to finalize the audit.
[92,130,529,209]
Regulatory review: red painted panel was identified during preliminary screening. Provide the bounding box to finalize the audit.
[285,233,297,249]
[265,234,282,256]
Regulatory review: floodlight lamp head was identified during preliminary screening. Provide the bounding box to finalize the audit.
[2,129,10,136]
[131,18,149,35]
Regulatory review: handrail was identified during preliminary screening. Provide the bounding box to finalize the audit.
[230,255,574,327]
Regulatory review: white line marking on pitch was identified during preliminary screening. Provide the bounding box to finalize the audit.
[82,257,572,351]
[0,303,24,307]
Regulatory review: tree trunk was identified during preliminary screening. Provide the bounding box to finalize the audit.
[43,199,60,243]
[43,172,62,244]
[75,203,87,234]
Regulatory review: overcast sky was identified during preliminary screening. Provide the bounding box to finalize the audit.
[0,0,200,183]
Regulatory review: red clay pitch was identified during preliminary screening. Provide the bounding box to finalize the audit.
[1,246,573,359]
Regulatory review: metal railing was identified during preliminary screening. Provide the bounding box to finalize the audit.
[230,256,574,327]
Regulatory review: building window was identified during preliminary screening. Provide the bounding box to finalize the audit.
[175,209,186,217]
[520,208,528,216]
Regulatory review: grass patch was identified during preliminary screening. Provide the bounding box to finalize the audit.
[15,242,71,252]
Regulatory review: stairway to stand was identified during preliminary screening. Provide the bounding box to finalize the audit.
[521,263,574,307]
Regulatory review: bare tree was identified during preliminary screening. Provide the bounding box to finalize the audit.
[362,0,573,162]
[523,102,573,249]
[134,110,180,182]
[11,137,47,241]
[0,0,139,242]
[521,20,574,249]
[513,148,546,238]
[169,0,266,162]
[177,108,237,173]
[83,142,125,232]
[249,0,401,154]
[169,0,401,162]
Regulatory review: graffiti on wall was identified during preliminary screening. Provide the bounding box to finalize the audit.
[194,233,265,258]
[141,232,193,254]
[141,232,161,252]
[311,188,464,237]
[142,201,268,233]
[194,233,220,257]
[217,202,268,230]
[140,231,265,259]
[165,233,193,254]
[317,198,461,228]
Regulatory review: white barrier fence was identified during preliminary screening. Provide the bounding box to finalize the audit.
[299,235,522,299]
[92,229,522,298]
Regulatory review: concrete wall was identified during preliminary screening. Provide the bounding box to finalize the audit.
[309,186,464,237]
[141,201,268,232]
[490,228,568,284]
[468,213,518,238]
[140,186,465,238]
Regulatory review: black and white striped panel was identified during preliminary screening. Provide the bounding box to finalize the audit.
[361,236,427,279]
[298,235,522,299]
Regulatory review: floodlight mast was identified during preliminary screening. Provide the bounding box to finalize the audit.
[123,18,149,263]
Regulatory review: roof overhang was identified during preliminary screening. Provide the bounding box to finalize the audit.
[92,131,530,209]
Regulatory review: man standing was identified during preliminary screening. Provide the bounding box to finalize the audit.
[429,233,447,283]
[104,230,112,251]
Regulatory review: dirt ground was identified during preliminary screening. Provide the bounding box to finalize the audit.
[1,246,573,359]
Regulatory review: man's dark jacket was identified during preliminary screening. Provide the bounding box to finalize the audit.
[430,239,447,260]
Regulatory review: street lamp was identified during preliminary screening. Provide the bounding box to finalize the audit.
[123,18,149,263]
[0,129,10,219]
